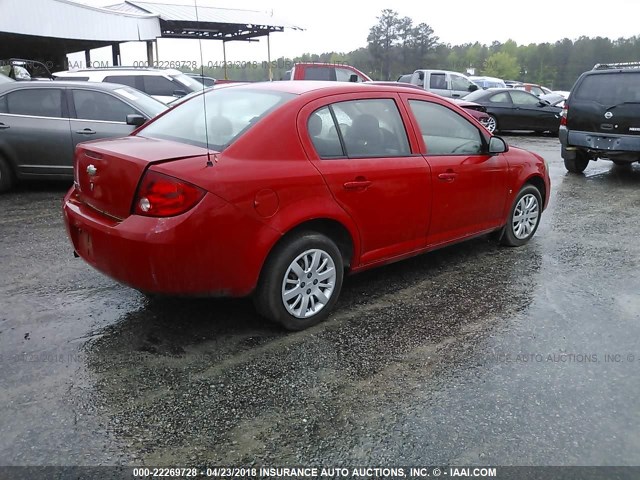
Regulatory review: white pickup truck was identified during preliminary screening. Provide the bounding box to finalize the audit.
[408,69,479,98]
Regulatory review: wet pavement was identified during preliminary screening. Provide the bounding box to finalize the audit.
[1,134,640,469]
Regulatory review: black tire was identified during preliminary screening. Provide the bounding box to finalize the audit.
[564,150,589,173]
[0,155,14,193]
[253,232,344,331]
[501,185,543,247]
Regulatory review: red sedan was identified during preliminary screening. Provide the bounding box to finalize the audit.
[63,82,550,330]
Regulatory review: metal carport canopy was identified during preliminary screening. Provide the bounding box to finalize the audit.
[0,0,160,62]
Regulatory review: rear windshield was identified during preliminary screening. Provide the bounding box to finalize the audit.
[139,88,295,150]
[574,72,640,105]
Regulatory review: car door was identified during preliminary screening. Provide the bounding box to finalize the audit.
[483,91,516,130]
[403,96,510,245]
[0,87,73,177]
[508,90,557,130]
[300,94,431,266]
[428,72,450,97]
[69,88,139,147]
[450,73,475,98]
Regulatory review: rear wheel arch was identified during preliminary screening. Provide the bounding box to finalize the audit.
[270,218,355,270]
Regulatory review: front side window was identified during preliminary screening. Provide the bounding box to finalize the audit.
[409,100,483,155]
[6,89,63,118]
[451,74,473,91]
[510,90,540,106]
[72,89,137,122]
[143,76,180,96]
[139,88,295,151]
[335,68,364,83]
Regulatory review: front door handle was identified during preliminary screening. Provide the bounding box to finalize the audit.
[76,128,96,135]
[0,123,9,130]
[438,171,458,182]
[343,179,372,191]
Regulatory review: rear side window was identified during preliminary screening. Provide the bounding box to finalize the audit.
[308,107,344,158]
[574,73,640,104]
[319,98,410,158]
[6,89,64,118]
[304,67,336,81]
[0,95,7,113]
[430,74,447,89]
[104,75,138,88]
[409,100,483,155]
[72,89,138,122]
[139,88,295,150]
[143,76,178,96]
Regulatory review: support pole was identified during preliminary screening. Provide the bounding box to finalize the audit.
[146,41,154,66]
[267,33,272,81]
[112,43,121,67]
[223,41,228,80]
[84,50,91,69]
[155,39,159,62]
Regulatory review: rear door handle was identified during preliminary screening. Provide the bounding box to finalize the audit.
[343,180,372,191]
[76,128,96,135]
[438,172,458,182]
[0,123,9,130]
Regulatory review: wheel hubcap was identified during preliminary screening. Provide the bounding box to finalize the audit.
[484,116,496,133]
[282,249,336,319]
[512,193,539,239]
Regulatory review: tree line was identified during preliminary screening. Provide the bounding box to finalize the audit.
[191,9,640,90]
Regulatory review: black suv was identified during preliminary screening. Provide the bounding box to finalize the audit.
[560,62,640,173]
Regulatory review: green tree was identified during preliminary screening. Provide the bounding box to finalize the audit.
[484,51,520,79]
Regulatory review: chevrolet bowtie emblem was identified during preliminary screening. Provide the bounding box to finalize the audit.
[86,164,97,177]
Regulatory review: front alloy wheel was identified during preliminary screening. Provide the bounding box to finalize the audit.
[501,185,542,246]
[254,232,344,330]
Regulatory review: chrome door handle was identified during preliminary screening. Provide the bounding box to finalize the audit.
[76,129,96,135]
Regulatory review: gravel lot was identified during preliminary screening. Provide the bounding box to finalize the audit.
[1,134,639,469]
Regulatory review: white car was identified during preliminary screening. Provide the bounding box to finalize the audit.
[469,76,507,89]
[52,67,203,104]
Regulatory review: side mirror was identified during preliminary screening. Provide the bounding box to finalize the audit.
[489,136,508,154]
[468,84,479,92]
[173,89,187,98]
[126,114,146,127]
[418,72,424,81]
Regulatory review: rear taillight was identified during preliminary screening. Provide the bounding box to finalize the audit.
[133,170,205,217]
[560,105,568,126]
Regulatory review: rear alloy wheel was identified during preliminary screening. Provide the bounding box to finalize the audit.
[564,150,589,173]
[254,232,344,331]
[0,155,14,193]
[485,115,498,133]
[501,185,542,247]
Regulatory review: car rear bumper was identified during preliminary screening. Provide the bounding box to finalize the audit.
[560,128,640,160]
[62,187,268,297]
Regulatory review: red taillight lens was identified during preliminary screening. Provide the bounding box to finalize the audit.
[133,170,205,217]
[560,106,568,126]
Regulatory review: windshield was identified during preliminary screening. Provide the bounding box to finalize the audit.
[114,87,167,117]
[575,72,640,105]
[170,73,203,93]
[139,88,296,150]
[0,73,14,84]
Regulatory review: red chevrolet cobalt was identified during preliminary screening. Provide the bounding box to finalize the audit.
[63,82,550,330]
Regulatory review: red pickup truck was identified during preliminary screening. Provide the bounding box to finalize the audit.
[283,63,371,82]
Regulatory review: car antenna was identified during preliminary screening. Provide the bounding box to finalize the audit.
[194,0,214,167]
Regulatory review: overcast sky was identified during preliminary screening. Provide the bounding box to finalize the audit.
[72,0,640,66]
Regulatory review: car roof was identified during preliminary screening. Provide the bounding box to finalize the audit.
[223,80,442,98]
[0,80,137,93]
[54,68,183,76]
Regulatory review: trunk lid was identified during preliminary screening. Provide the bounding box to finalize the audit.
[75,136,209,220]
